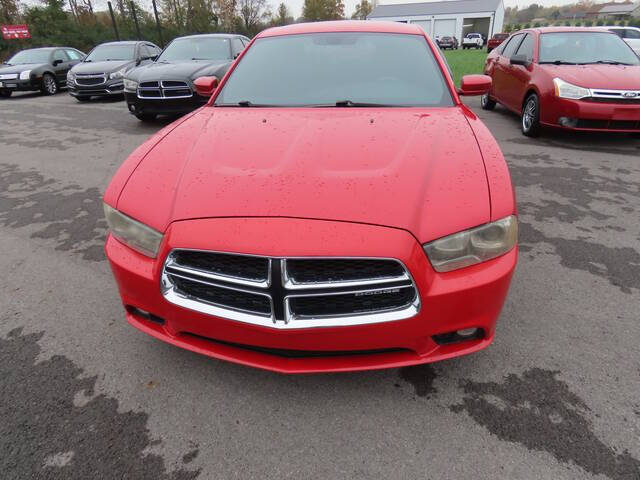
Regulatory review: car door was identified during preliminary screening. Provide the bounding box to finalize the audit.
[51,49,72,83]
[491,33,524,108]
[504,33,535,110]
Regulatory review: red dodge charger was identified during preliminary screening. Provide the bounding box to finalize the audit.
[482,27,640,136]
[104,21,518,373]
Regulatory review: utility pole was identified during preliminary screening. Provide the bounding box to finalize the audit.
[107,1,120,41]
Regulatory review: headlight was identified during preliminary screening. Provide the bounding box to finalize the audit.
[123,78,138,92]
[19,70,31,80]
[67,71,75,81]
[110,67,127,80]
[423,215,518,272]
[553,78,590,100]
[103,203,163,257]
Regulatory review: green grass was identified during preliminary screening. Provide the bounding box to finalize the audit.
[443,49,488,87]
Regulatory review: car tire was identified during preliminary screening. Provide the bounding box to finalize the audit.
[135,113,157,122]
[481,93,496,111]
[0,90,12,98]
[41,73,58,95]
[522,93,541,137]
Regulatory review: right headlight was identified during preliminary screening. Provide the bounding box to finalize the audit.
[123,78,138,92]
[553,78,590,100]
[423,215,518,272]
[103,203,163,257]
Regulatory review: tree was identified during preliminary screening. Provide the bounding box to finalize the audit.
[239,0,269,31]
[0,0,19,24]
[351,0,371,20]
[303,0,344,21]
[273,3,292,25]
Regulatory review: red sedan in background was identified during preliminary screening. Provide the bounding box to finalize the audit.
[103,21,517,373]
[487,32,509,53]
[482,27,640,136]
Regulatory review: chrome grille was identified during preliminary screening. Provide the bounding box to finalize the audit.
[0,73,18,80]
[75,73,106,86]
[138,80,192,99]
[590,88,640,102]
[161,250,419,329]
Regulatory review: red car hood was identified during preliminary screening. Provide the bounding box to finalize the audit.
[117,107,491,243]
[541,64,640,90]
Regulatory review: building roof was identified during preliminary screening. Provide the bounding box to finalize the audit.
[598,2,638,13]
[368,0,503,19]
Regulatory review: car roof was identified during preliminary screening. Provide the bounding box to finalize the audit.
[98,41,140,46]
[524,26,620,34]
[174,33,245,40]
[258,20,423,38]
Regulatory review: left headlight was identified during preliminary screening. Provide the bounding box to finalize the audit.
[109,67,127,80]
[19,70,31,80]
[67,70,75,81]
[123,78,138,92]
[103,203,163,258]
[553,78,590,100]
[423,215,518,272]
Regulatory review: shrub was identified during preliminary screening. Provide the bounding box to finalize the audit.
[584,20,593,26]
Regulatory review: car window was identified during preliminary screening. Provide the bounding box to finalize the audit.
[607,28,624,38]
[139,45,152,58]
[232,38,244,57]
[501,34,523,58]
[53,50,69,63]
[86,44,136,61]
[215,32,454,107]
[158,37,232,61]
[539,31,639,65]
[624,29,640,39]
[66,49,83,60]
[515,34,534,61]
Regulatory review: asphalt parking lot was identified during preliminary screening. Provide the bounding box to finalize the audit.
[1,91,639,480]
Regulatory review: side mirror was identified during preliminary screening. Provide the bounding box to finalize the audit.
[458,74,492,96]
[193,76,219,97]
[52,59,62,66]
[510,54,530,66]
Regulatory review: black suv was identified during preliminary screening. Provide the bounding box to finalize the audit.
[0,47,85,97]
[123,33,250,121]
[67,41,161,101]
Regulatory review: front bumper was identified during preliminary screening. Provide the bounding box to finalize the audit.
[0,77,40,92]
[542,97,640,132]
[106,217,517,373]
[124,91,207,116]
[68,79,124,98]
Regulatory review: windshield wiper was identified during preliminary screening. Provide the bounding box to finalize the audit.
[539,60,578,65]
[218,101,276,107]
[584,60,632,65]
[334,100,398,107]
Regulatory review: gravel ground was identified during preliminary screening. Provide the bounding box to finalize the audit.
[0,91,638,480]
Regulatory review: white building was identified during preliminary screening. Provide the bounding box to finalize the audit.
[367,0,505,44]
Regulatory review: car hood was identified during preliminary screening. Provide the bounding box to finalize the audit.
[129,60,231,82]
[541,64,640,90]
[117,107,491,243]
[72,60,133,74]
[0,63,48,74]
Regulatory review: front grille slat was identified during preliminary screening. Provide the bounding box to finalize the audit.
[162,250,420,329]
[137,80,193,99]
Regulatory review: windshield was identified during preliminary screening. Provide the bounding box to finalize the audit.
[157,37,231,62]
[85,45,135,62]
[539,32,640,65]
[7,49,50,65]
[215,33,453,107]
